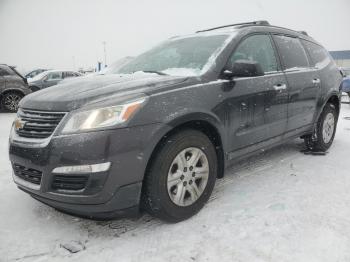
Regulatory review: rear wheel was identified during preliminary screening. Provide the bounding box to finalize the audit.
[142,129,217,222]
[1,91,23,112]
[304,103,338,152]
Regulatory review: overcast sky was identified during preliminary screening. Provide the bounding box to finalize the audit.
[0,0,349,72]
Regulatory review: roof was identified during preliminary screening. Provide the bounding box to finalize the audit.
[329,50,350,60]
[196,20,313,37]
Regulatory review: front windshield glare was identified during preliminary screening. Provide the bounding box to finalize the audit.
[116,35,229,76]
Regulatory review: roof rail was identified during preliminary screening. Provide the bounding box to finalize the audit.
[299,31,308,36]
[196,20,270,33]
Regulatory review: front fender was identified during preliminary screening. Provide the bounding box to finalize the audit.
[140,110,227,174]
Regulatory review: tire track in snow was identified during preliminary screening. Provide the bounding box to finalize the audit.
[80,141,304,241]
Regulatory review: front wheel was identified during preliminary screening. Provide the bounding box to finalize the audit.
[141,129,218,222]
[1,92,23,112]
[304,103,338,152]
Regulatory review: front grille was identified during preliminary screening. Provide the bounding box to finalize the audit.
[13,164,43,185]
[16,109,66,139]
[52,175,89,191]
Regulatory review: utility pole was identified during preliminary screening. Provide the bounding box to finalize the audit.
[102,41,107,67]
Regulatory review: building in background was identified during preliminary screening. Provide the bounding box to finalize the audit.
[329,50,350,68]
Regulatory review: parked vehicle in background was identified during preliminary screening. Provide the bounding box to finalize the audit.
[83,57,135,77]
[25,68,49,79]
[341,68,350,77]
[9,21,342,222]
[0,64,31,112]
[98,56,134,75]
[28,70,82,91]
[342,78,350,96]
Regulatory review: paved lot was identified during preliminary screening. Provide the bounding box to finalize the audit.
[1,104,350,262]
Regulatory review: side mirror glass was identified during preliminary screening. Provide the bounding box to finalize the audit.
[224,60,264,78]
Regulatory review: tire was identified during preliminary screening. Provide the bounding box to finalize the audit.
[304,103,338,152]
[141,129,218,222]
[1,91,23,112]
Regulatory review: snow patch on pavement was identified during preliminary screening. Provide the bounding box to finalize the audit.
[1,105,350,261]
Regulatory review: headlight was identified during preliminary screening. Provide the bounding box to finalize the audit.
[61,98,146,134]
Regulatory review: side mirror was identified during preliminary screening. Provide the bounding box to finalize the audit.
[223,60,264,78]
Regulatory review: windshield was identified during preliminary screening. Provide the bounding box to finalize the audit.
[115,34,230,76]
[29,71,48,81]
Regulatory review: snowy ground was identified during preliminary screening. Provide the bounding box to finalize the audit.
[1,102,350,262]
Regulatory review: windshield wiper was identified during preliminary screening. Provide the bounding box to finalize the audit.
[141,70,168,76]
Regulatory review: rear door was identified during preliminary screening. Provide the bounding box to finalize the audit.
[63,71,75,79]
[225,34,288,154]
[302,39,340,100]
[0,65,19,88]
[272,35,320,133]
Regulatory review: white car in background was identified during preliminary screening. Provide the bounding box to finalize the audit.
[27,70,82,92]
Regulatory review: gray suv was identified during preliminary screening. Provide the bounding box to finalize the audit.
[0,64,31,112]
[28,70,82,92]
[9,21,342,222]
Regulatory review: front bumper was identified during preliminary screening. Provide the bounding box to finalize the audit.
[9,123,163,219]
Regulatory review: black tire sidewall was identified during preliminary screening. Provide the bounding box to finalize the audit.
[315,104,338,151]
[144,129,217,222]
[1,92,23,112]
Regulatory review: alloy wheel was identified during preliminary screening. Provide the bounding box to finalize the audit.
[167,147,209,207]
[4,93,22,112]
[322,112,335,144]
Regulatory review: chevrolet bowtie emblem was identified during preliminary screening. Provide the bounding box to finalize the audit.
[14,119,26,130]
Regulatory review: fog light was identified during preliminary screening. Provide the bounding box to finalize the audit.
[52,162,111,174]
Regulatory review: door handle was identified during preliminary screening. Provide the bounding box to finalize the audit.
[273,84,287,91]
[312,78,321,84]
[240,102,248,110]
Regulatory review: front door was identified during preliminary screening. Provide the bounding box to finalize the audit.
[223,34,288,155]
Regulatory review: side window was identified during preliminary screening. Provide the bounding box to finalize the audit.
[47,72,62,80]
[273,35,309,70]
[302,40,331,69]
[64,72,77,78]
[0,69,9,76]
[228,34,279,73]
[0,66,11,76]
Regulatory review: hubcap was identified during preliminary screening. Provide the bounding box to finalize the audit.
[167,147,209,207]
[322,112,335,144]
[4,94,21,111]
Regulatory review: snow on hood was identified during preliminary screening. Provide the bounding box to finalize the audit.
[20,73,189,112]
[162,68,201,76]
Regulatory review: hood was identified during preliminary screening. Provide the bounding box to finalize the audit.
[20,73,189,112]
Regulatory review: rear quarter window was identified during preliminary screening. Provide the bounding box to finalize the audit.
[0,66,14,76]
[273,35,309,70]
[302,40,331,69]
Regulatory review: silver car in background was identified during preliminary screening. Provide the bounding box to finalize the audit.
[28,70,82,92]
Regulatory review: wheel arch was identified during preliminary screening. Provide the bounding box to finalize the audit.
[0,88,26,110]
[144,113,227,182]
[314,91,341,127]
[0,88,26,97]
